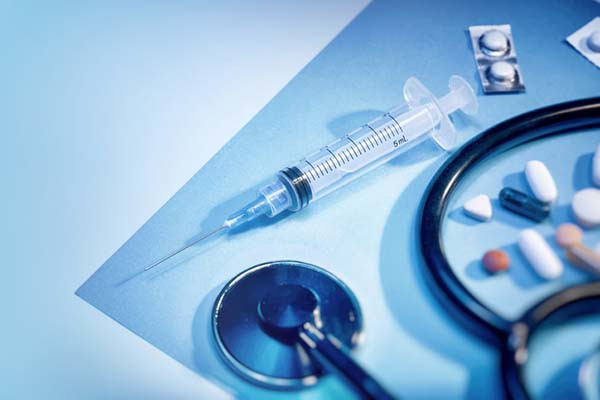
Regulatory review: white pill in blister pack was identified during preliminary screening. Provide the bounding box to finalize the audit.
[488,61,516,83]
[518,229,563,279]
[567,17,600,68]
[593,144,600,187]
[587,30,600,53]
[468,24,525,93]
[525,160,557,203]
[480,29,509,55]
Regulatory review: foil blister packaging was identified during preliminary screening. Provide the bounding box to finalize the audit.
[469,24,525,94]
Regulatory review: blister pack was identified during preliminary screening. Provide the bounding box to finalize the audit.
[469,24,525,94]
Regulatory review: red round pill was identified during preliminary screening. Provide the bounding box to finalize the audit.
[483,249,510,273]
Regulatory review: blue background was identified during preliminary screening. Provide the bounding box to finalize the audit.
[1,1,369,398]
[77,0,600,398]
[5,0,599,398]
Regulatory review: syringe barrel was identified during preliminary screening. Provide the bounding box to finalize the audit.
[281,102,443,206]
[231,76,476,226]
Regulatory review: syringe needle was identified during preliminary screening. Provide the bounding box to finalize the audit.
[143,224,228,272]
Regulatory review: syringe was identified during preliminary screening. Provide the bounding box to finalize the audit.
[144,75,478,272]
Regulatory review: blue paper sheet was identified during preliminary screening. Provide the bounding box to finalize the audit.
[78,0,600,398]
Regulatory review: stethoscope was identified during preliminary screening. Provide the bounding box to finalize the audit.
[212,260,394,399]
[419,97,600,399]
[211,97,600,399]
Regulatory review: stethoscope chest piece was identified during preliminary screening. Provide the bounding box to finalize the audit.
[212,260,363,389]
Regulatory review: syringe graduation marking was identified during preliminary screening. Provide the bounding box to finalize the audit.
[347,137,362,155]
[340,151,350,163]
[326,148,344,167]
[386,113,404,133]
[326,158,335,171]
[304,160,320,181]
[384,127,392,140]
[300,115,408,184]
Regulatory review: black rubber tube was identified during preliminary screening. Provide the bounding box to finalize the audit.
[418,98,600,398]
[501,282,600,399]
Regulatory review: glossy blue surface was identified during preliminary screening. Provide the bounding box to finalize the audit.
[1,2,369,398]
[77,0,600,398]
[213,261,362,388]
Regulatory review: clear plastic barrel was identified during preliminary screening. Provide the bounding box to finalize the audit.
[292,102,440,200]
[226,76,478,228]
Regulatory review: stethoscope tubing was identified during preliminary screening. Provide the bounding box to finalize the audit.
[418,97,600,399]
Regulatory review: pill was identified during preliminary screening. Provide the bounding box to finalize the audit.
[524,160,557,203]
[482,249,510,273]
[593,144,600,187]
[566,249,585,267]
[480,29,509,54]
[487,61,516,83]
[572,188,600,228]
[567,243,600,276]
[463,194,493,221]
[518,229,563,279]
[587,30,600,52]
[555,223,584,249]
[499,187,550,222]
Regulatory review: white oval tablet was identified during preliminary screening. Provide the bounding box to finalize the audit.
[525,160,558,203]
[572,188,600,228]
[593,144,600,187]
[518,229,563,279]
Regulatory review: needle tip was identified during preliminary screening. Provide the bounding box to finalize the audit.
[141,224,228,273]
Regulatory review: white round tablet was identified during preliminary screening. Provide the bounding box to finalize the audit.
[572,188,600,228]
[480,29,509,54]
[587,30,600,53]
[488,61,516,83]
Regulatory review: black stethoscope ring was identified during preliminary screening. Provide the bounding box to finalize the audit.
[418,97,600,399]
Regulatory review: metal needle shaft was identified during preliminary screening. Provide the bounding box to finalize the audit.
[143,225,228,272]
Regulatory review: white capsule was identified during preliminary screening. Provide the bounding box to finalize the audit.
[572,188,600,228]
[518,229,563,279]
[593,144,600,187]
[525,160,558,203]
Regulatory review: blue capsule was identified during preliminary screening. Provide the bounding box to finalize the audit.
[499,187,550,222]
